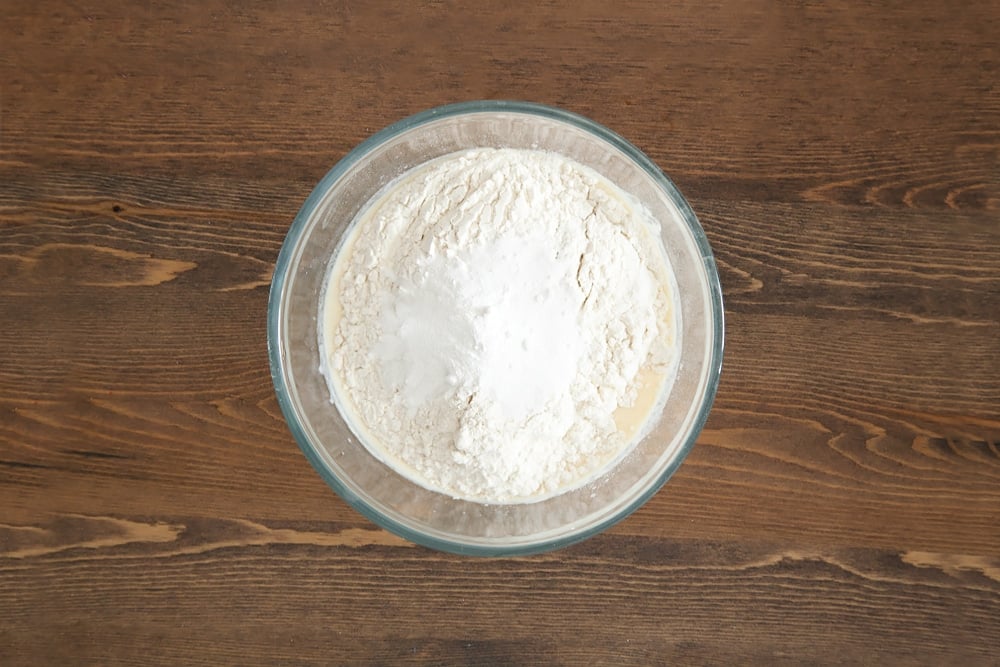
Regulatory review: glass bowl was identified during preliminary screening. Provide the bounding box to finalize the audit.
[268,101,723,556]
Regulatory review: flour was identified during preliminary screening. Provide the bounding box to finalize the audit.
[322,148,678,503]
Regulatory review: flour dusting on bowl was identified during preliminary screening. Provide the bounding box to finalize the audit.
[320,147,680,503]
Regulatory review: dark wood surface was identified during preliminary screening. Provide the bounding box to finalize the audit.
[2,1,999,664]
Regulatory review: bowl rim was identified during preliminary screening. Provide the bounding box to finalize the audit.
[267,100,725,556]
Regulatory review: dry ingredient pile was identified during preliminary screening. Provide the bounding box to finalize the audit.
[321,148,678,503]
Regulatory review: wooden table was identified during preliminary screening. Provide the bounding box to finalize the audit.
[3,1,998,664]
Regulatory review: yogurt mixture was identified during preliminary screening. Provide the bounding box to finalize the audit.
[320,148,679,503]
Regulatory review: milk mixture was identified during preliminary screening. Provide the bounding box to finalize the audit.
[320,148,680,503]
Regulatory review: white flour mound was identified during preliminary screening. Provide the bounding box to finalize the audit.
[323,148,676,503]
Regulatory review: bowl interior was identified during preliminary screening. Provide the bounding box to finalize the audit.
[270,103,722,555]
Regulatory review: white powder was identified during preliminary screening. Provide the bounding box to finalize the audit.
[322,148,677,503]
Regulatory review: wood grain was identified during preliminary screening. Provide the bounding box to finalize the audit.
[2,0,999,664]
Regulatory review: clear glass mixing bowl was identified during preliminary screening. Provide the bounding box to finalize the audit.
[268,101,724,555]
